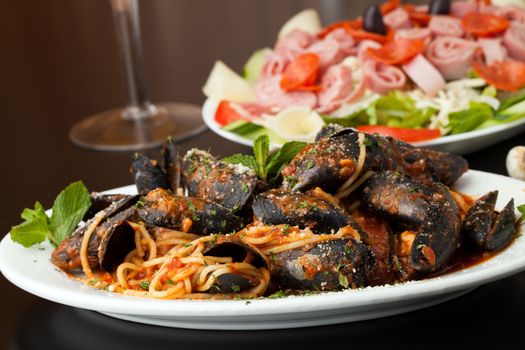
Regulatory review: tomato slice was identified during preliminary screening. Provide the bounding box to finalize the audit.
[318,19,362,39]
[280,53,320,91]
[215,101,245,126]
[380,0,401,15]
[355,125,441,142]
[366,39,425,65]
[461,12,510,37]
[346,27,394,44]
[472,58,525,92]
[403,4,431,26]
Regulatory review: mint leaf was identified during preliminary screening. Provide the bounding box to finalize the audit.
[49,181,91,245]
[253,135,270,180]
[11,202,52,247]
[222,154,257,171]
[265,141,306,185]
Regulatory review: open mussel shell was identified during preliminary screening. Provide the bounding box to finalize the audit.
[269,238,374,291]
[462,191,516,251]
[83,193,131,221]
[203,236,269,293]
[97,207,138,272]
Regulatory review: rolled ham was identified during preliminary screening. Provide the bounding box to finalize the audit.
[254,76,317,109]
[260,52,289,79]
[324,28,357,55]
[450,1,478,18]
[317,64,353,113]
[307,38,345,71]
[478,38,507,65]
[493,5,525,23]
[274,29,315,60]
[363,60,406,94]
[357,40,381,62]
[402,54,445,96]
[428,16,464,37]
[395,27,431,42]
[426,36,478,80]
[383,8,412,30]
[503,21,525,62]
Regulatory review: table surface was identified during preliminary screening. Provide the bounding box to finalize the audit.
[1,0,525,349]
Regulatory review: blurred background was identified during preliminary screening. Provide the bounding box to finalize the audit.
[1,0,523,348]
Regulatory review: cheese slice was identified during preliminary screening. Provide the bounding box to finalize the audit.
[202,61,256,103]
[278,9,322,39]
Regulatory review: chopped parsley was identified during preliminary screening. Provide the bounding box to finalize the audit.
[268,290,287,299]
[231,284,241,293]
[282,224,291,236]
[167,279,175,285]
[296,201,309,209]
[241,182,249,193]
[305,160,315,169]
[140,281,150,290]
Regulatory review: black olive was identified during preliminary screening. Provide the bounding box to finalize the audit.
[363,4,387,35]
[429,0,451,15]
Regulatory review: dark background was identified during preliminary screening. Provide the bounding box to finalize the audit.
[1,0,524,349]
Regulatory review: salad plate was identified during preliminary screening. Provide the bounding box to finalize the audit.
[203,97,525,154]
[202,2,525,155]
[1,170,524,330]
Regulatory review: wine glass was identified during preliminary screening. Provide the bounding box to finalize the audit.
[69,0,206,151]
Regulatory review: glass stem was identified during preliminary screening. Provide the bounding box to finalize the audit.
[110,0,154,119]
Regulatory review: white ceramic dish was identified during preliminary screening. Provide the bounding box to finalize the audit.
[1,170,525,330]
[203,98,525,154]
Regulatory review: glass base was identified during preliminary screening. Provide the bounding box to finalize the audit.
[69,102,207,151]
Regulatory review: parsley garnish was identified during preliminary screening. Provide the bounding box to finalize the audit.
[282,224,291,236]
[140,281,150,290]
[231,284,241,293]
[241,182,249,193]
[268,290,287,299]
[305,160,315,169]
[296,201,309,209]
[167,279,175,285]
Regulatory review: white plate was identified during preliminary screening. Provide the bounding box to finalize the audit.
[203,98,525,154]
[1,170,525,330]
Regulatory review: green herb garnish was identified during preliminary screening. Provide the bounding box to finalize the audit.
[231,284,241,293]
[140,281,151,290]
[338,274,349,288]
[221,135,306,185]
[517,204,525,226]
[10,181,91,247]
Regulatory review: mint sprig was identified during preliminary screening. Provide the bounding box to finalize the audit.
[517,204,525,226]
[10,181,91,247]
[222,135,306,185]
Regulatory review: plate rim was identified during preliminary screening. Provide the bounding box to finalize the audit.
[201,98,525,149]
[1,170,525,318]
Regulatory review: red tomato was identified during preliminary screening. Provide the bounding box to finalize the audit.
[215,101,245,126]
[355,125,441,142]
[472,58,525,92]
[403,4,431,26]
[366,39,425,65]
[280,53,320,91]
[380,0,401,15]
[461,12,509,37]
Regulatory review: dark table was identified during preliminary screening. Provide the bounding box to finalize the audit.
[1,0,524,349]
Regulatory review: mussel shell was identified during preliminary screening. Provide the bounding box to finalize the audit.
[137,189,244,235]
[203,236,268,268]
[98,219,136,272]
[484,199,516,251]
[360,171,434,229]
[209,273,256,294]
[131,153,170,195]
[182,149,262,213]
[84,193,130,221]
[269,238,374,291]
[462,191,498,247]
[252,189,351,234]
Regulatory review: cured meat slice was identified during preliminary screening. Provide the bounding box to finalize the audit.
[383,7,411,29]
[503,21,525,62]
[402,54,445,96]
[426,36,478,80]
[429,16,464,37]
[364,60,406,94]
